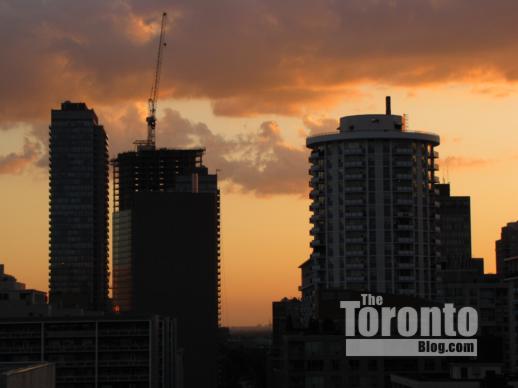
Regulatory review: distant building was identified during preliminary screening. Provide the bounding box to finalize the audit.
[0,363,55,388]
[112,148,220,388]
[0,315,179,388]
[496,221,518,275]
[436,183,472,270]
[49,101,109,311]
[0,264,49,317]
[436,262,507,363]
[503,255,518,373]
[270,290,448,388]
[391,362,517,387]
[303,97,440,311]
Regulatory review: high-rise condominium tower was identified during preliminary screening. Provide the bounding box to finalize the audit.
[49,101,109,311]
[112,147,220,388]
[301,97,440,304]
[436,183,472,270]
[496,221,518,276]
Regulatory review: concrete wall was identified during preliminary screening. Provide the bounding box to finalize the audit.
[1,363,55,388]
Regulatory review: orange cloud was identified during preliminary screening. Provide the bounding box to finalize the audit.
[3,0,518,123]
[302,115,338,135]
[99,105,309,196]
[441,156,494,170]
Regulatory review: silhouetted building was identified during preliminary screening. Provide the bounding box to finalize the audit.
[436,183,472,270]
[49,101,109,311]
[437,263,507,362]
[0,264,48,317]
[0,315,179,388]
[112,148,219,388]
[391,362,516,387]
[302,97,440,313]
[503,254,518,373]
[219,327,271,388]
[496,222,518,372]
[496,221,518,276]
[270,290,448,388]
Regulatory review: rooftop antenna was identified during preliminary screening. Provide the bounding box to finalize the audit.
[134,12,168,151]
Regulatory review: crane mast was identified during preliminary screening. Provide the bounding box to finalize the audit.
[135,12,167,150]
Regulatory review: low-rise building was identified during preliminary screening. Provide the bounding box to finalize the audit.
[0,264,49,318]
[0,315,180,388]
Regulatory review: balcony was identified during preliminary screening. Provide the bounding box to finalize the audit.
[344,148,364,155]
[344,199,364,205]
[394,148,414,155]
[345,250,366,256]
[344,173,364,180]
[310,214,322,223]
[344,186,365,193]
[344,212,364,218]
[311,252,322,259]
[309,202,323,212]
[309,153,320,162]
[344,161,363,167]
[347,276,366,283]
[309,165,322,174]
[345,224,365,231]
[345,263,364,269]
[310,239,323,248]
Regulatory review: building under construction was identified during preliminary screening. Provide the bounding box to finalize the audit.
[110,11,220,387]
[111,147,220,388]
[112,147,211,211]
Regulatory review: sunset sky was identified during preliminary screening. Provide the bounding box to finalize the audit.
[2,0,518,326]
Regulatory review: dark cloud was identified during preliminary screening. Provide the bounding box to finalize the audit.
[2,0,518,122]
[0,138,43,175]
[3,0,518,193]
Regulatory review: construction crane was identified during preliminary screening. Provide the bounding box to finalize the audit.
[135,12,168,150]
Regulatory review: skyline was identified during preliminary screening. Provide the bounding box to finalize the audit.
[2,0,518,326]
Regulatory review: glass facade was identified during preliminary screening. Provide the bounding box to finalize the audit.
[49,101,109,311]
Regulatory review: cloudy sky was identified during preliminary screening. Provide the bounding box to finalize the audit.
[2,0,518,325]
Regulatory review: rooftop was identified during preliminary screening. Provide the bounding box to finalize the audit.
[306,96,439,146]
